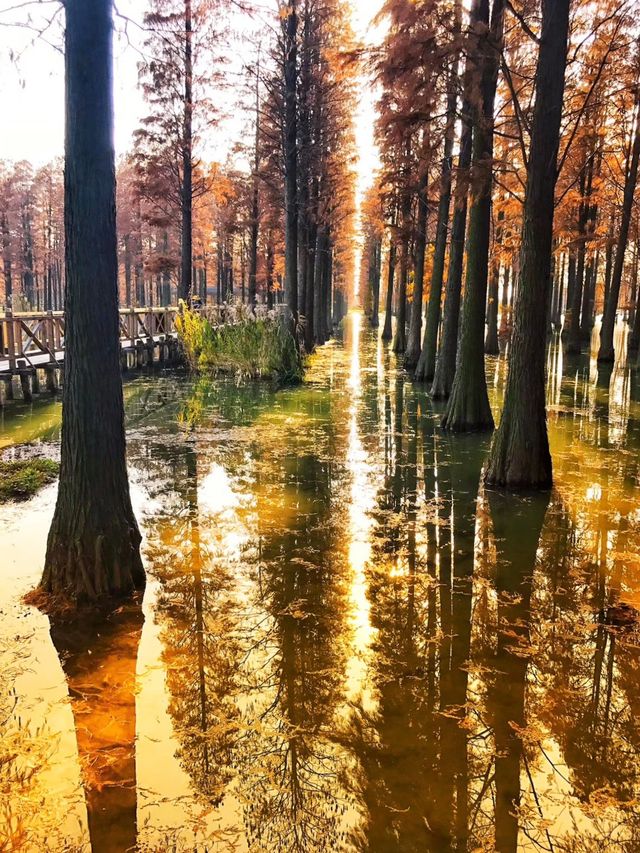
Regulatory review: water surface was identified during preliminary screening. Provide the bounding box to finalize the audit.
[2,313,640,852]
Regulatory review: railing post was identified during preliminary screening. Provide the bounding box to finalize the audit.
[46,310,54,355]
[5,307,16,372]
[129,307,136,344]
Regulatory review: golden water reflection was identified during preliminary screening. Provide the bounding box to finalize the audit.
[2,316,640,850]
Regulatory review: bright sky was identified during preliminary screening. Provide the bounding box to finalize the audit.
[0,0,381,187]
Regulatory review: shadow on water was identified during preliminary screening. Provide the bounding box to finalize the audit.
[4,313,640,850]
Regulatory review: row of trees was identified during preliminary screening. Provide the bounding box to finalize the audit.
[360,0,639,487]
[28,0,360,604]
[1,0,359,354]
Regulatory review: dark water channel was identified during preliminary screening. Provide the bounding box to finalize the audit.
[2,313,640,852]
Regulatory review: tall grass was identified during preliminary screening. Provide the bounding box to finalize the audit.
[176,303,303,384]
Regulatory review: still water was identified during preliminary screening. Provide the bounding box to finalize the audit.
[2,312,640,852]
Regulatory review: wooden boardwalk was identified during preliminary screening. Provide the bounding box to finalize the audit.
[0,306,188,404]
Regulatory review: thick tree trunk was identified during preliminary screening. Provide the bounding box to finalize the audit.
[442,0,504,431]
[414,54,458,380]
[283,1,299,327]
[41,0,144,602]
[598,87,640,363]
[485,0,570,489]
[381,237,396,341]
[179,0,193,304]
[404,172,429,368]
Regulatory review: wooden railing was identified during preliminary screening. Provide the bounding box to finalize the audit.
[0,309,66,372]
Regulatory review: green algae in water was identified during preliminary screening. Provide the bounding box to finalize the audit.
[0,458,59,502]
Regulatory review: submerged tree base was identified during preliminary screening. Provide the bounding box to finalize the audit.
[0,458,59,502]
[36,523,145,607]
[485,412,552,490]
[441,374,495,432]
[177,306,304,385]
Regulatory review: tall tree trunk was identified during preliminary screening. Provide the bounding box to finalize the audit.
[248,68,260,309]
[404,171,429,368]
[442,0,504,431]
[1,211,12,305]
[392,197,412,353]
[603,216,615,308]
[162,230,171,304]
[23,210,35,307]
[430,59,474,399]
[415,30,459,380]
[485,208,504,354]
[381,236,396,341]
[266,238,274,309]
[283,0,299,328]
[598,85,640,363]
[580,250,598,341]
[552,251,565,328]
[308,228,326,349]
[499,264,511,339]
[370,238,382,328]
[180,0,193,304]
[123,234,132,307]
[485,0,571,489]
[41,0,144,601]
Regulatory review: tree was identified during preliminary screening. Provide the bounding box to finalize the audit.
[485,0,572,489]
[282,0,299,326]
[598,50,640,363]
[413,0,461,379]
[441,0,504,431]
[135,0,224,304]
[39,0,145,601]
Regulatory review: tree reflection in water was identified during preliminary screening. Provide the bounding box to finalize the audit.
[9,317,640,851]
[50,604,143,853]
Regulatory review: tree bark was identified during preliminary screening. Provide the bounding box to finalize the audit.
[598,84,640,363]
[485,0,571,489]
[404,172,429,368]
[283,1,299,328]
[430,74,473,399]
[381,236,396,341]
[1,211,12,306]
[485,208,504,354]
[414,42,459,380]
[392,198,411,353]
[179,0,193,304]
[248,53,261,310]
[41,0,144,602]
[370,238,382,328]
[441,0,504,430]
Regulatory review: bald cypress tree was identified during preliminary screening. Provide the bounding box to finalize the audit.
[441,0,505,431]
[485,0,571,489]
[40,0,145,601]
